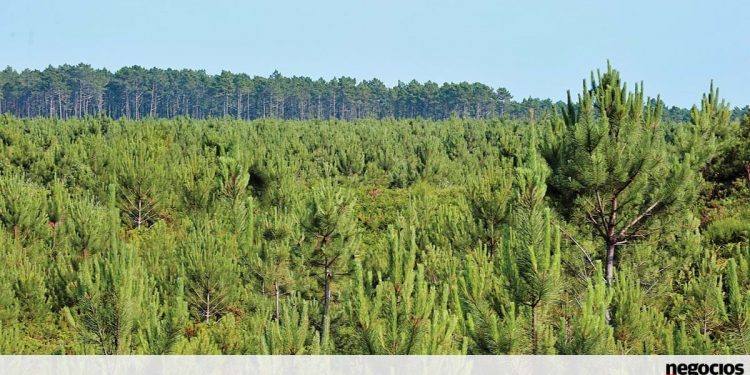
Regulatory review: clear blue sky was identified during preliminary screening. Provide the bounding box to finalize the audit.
[1,0,748,107]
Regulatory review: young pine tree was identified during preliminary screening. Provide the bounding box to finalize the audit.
[113,137,170,230]
[680,253,727,345]
[253,208,296,321]
[182,221,239,324]
[460,246,527,354]
[725,256,750,353]
[344,225,461,354]
[557,262,614,354]
[136,277,190,354]
[261,297,322,355]
[543,63,701,286]
[671,82,739,197]
[465,161,513,257]
[300,183,358,344]
[0,174,48,242]
[610,267,660,353]
[216,154,251,202]
[64,186,148,354]
[66,196,108,257]
[0,233,20,335]
[504,124,562,353]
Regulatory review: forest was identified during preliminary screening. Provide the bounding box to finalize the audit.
[3,64,747,123]
[0,64,749,355]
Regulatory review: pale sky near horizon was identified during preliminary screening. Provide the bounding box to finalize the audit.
[1,0,748,108]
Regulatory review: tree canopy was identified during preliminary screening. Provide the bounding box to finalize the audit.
[0,64,749,354]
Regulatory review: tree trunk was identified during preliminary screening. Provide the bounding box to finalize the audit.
[274,280,280,321]
[317,94,322,119]
[237,91,242,120]
[605,241,616,286]
[322,265,332,344]
[150,83,157,117]
[97,92,104,115]
[74,89,80,118]
[531,303,538,354]
[488,222,496,257]
[205,291,211,324]
[135,92,141,120]
[136,199,143,229]
[246,93,250,119]
[332,92,336,119]
[224,93,229,117]
[125,90,130,119]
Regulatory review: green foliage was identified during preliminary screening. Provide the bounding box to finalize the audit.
[557,263,614,354]
[182,221,240,324]
[112,135,171,229]
[0,63,747,354]
[137,277,189,354]
[461,247,527,354]
[0,174,48,242]
[545,63,704,285]
[466,162,512,256]
[300,183,359,344]
[0,235,21,325]
[66,243,147,354]
[262,298,321,354]
[610,267,667,353]
[343,226,462,354]
[724,257,750,353]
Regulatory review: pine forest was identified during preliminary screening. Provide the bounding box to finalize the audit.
[1,64,749,355]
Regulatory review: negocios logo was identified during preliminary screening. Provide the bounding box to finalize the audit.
[666,363,745,375]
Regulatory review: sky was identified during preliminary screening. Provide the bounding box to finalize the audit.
[0,0,748,108]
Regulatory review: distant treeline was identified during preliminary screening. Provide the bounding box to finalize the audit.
[0,64,747,122]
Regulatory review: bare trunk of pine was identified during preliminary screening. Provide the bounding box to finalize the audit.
[150,83,157,117]
[246,93,250,119]
[274,280,280,321]
[135,92,141,120]
[606,241,616,286]
[332,92,336,119]
[125,90,130,119]
[237,91,242,119]
[224,93,229,117]
[605,198,618,287]
[322,265,332,344]
[97,92,104,115]
[531,303,538,354]
[317,94,322,119]
[136,199,143,229]
[205,291,211,324]
[488,222,496,257]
